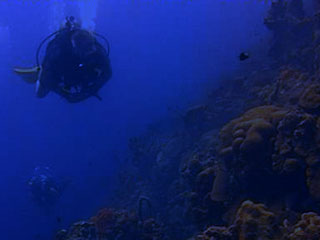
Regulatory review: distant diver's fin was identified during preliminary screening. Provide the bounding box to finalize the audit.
[93,93,102,101]
[13,66,41,84]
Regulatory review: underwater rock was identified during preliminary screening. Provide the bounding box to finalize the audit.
[184,105,210,135]
[219,106,287,161]
[181,154,203,185]
[272,68,308,105]
[264,0,315,69]
[287,0,305,19]
[177,129,228,226]
[140,218,164,240]
[214,106,287,202]
[109,2,320,238]
[90,208,116,239]
[306,164,320,200]
[272,110,320,202]
[210,165,230,202]
[214,106,320,206]
[193,200,279,240]
[273,111,315,172]
[273,110,320,201]
[314,0,320,14]
[57,208,163,240]
[285,212,320,239]
[193,200,320,240]
[235,200,278,240]
[181,130,218,187]
[59,221,96,240]
[256,68,309,106]
[299,84,320,111]
[195,167,215,196]
[186,205,209,224]
[194,226,234,240]
[55,229,68,240]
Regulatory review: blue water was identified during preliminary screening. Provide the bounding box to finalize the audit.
[0,1,269,239]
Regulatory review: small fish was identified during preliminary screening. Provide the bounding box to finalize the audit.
[56,216,62,223]
[239,52,250,61]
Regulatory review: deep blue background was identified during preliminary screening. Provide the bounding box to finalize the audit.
[0,1,269,239]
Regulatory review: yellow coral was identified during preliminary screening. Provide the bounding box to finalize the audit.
[195,226,231,240]
[287,212,320,240]
[194,202,320,240]
[194,200,278,240]
[235,200,276,240]
[219,106,288,158]
[299,84,320,110]
[210,167,229,202]
[196,167,215,184]
[283,158,300,173]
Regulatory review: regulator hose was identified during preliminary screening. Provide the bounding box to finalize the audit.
[36,30,110,67]
[92,32,110,57]
[36,30,60,67]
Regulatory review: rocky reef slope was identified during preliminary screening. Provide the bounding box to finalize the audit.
[56,1,320,239]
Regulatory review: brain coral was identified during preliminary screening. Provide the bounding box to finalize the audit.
[219,105,288,163]
[272,111,315,173]
[299,84,320,111]
[210,106,289,202]
[193,201,320,240]
[286,212,320,240]
[194,226,233,240]
[214,105,320,203]
[235,200,277,240]
[193,200,279,240]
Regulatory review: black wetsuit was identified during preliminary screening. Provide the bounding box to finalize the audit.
[40,27,112,102]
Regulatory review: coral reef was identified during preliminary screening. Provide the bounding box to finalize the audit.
[55,221,96,240]
[193,200,320,240]
[211,106,288,204]
[219,105,286,160]
[234,201,278,240]
[193,200,279,240]
[255,68,310,106]
[213,105,320,207]
[285,212,320,239]
[56,208,163,240]
[299,84,320,111]
[264,0,313,69]
[110,1,320,238]
[57,1,320,239]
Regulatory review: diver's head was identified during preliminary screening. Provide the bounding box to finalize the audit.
[65,16,80,30]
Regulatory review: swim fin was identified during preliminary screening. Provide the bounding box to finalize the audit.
[13,66,41,83]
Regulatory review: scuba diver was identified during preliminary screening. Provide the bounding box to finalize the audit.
[28,167,61,206]
[14,16,112,103]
